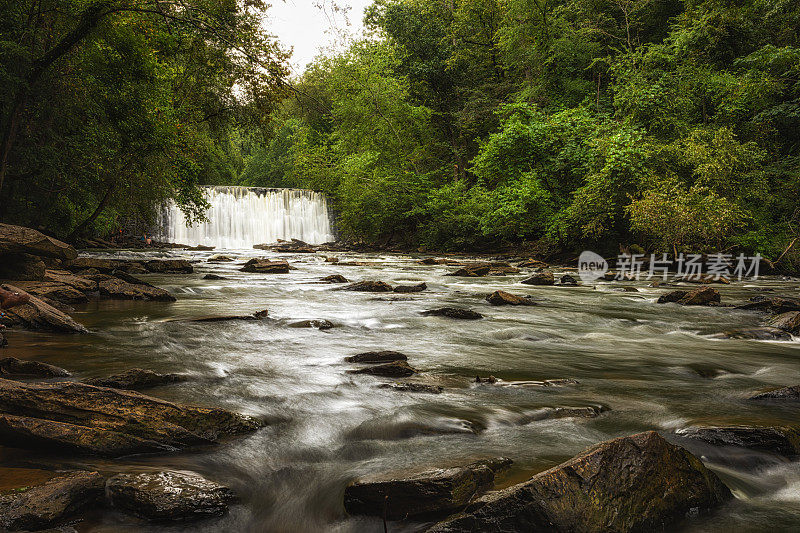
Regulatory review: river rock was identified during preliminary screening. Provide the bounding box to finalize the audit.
[0,357,71,378]
[344,458,512,520]
[111,269,154,286]
[419,257,448,265]
[339,280,393,292]
[486,290,534,306]
[203,274,226,280]
[106,471,237,521]
[767,311,800,334]
[185,310,268,322]
[711,327,792,340]
[345,351,408,363]
[0,284,87,333]
[378,382,443,394]
[0,379,263,456]
[83,368,184,390]
[560,274,578,286]
[658,286,720,305]
[421,307,483,320]
[208,254,234,262]
[44,270,98,292]
[518,259,548,268]
[0,223,77,260]
[0,253,47,280]
[99,278,176,302]
[288,319,335,330]
[8,281,89,305]
[520,270,554,286]
[747,385,800,402]
[107,471,237,521]
[144,259,193,273]
[241,259,291,273]
[0,470,104,531]
[673,425,800,456]
[736,296,800,314]
[394,282,427,293]
[446,265,491,277]
[321,274,349,283]
[349,361,417,377]
[429,431,731,533]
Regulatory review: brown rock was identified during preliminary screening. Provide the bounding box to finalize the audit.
[144,259,193,273]
[0,284,87,333]
[321,274,349,283]
[674,425,800,457]
[83,368,184,390]
[678,286,721,305]
[735,296,800,314]
[240,259,291,274]
[429,431,731,533]
[711,327,792,340]
[44,270,98,292]
[446,264,491,277]
[0,379,263,456]
[486,290,534,306]
[747,385,800,402]
[518,259,548,268]
[288,319,335,330]
[0,253,46,280]
[0,471,104,531]
[99,279,176,302]
[339,280,393,292]
[0,357,70,378]
[394,282,427,293]
[421,307,483,320]
[0,223,77,260]
[520,271,555,286]
[349,361,417,377]
[345,351,408,363]
[767,311,800,334]
[9,281,88,305]
[344,458,511,520]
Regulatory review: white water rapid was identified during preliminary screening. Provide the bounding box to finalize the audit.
[159,186,334,248]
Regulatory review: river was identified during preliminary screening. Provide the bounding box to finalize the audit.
[2,249,800,532]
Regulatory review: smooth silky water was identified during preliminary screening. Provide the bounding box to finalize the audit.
[2,249,800,532]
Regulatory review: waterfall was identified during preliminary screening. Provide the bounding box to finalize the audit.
[159,186,334,248]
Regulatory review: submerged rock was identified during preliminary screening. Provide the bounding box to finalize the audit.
[674,425,800,457]
[560,274,578,286]
[517,259,548,269]
[321,274,349,283]
[486,290,534,306]
[429,431,731,533]
[747,385,800,402]
[0,379,263,456]
[83,368,184,390]
[421,307,483,320]
[349,361,417,377]
[711,327,792,340]
[184,309,268,322]
[378,382,443,394]
[208,255,234,262]
[0,357,70,378]
[520,270,554,286]
[393,282,427,293]
[240,259,290,274]
[345,351,408,363]
[202,274,226,280]
[767,311,800,334]
[0,470,104,531]
[99,278,176,302]
[658,286,720,305]
[0,284,87,333]
[344,458,511,520]
[288,319,335,330]
[339,280,393,292]
[107,471,237,521]
[144,259,193,274]
[736,296,800,314]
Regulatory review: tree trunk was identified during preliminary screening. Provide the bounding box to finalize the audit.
[68,181,117,240]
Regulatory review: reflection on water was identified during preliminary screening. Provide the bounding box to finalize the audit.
[3,249,800,532]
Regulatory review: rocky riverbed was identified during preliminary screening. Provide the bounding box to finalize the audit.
[1,225,800,531]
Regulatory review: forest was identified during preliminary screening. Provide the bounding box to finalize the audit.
[1,0,799,265]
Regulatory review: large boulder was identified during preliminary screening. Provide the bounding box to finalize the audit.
[345,351,408,364]
[0,470,104,531]
[349,361,418,377]
[0,223,77,260]
[673,425,800,457]
[83,368,184,390]
[394,282,427,293]
[486,290,534,306]
[44,270,98,292]
[0,379,263,456]
[658,286,720,306]
[421,308,483,320]
[321,274,349,283]
[344,458,512,520]
[99,278,176,302]
[339,280,393,292]
[0,284,87,333]
[520,270,555,286]
[65,257,143,274]
[9,280,89,305]
[0,356,70,378]
[747,385,800,402]
[429,431,731,533]
[0,253,46,280]
[107,471,237,521]
[240,259,290,274]
[767,311,800,334]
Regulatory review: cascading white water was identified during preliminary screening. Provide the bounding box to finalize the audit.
[159,186,334,248]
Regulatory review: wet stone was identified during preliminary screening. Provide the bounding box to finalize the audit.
[349,361,417,377]
[0,357,70,378]
[345,351,408,364]
[421,307,483,320]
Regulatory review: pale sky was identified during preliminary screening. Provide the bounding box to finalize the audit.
[265,0,374,75]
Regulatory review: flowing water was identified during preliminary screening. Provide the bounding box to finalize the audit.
[3,249,800,532]
[158,187,335,248]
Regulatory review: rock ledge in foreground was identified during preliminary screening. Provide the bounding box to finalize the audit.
[429,431,731,533]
